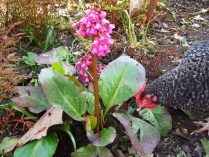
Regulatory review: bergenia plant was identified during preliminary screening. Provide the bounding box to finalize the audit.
[72,7,115,127]
[4,7,172,157]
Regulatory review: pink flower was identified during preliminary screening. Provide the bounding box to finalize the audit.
[72,7,114,57]
[98,65,105,73]
[75,54,105,84]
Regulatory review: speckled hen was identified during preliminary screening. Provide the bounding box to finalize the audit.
[135,38,209,132]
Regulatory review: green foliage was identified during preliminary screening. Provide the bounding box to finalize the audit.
[86,115,97,131]
[201,139,209,157]
[113,113,160,156]
[35,46,79,66]
[140,106,172,136]
[23,52,37,66]
[14,132,59,157]
[9,53,151,155]
[82,91,95,115]
[71,144,113,157]
[26,25,55,51]
[87,127,116,146]
[61,121,77,151]
[120,10,138,47]
[0,103,34,117]
[0,1,171,156]
[0,137,19,155]
[12,86,51,113]
[56,46,71,61]
[39,68,86,121]
[99,55,145,116]
[52,62,65,75]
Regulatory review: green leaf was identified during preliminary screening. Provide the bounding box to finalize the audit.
[61,121,77,151]
[177,150,187,157]
[99,55,145,115]
[23,52,37,66]
[113,113,160,156]
[67,75,85,92]
[56,46,70,61]
[71,144,113,157]
[0,103,34,117]
[62,62,76,75]
[39,68,86,121]
[12,86,51,113]
[52,62,65,75]
[82,91,95,115]
[87,127,116,146]
[35,46,70,65]
[44,25,55,51]
[140,106,172,136]
[201,139,209,156]
[86,115,97,131]
[14,132,59,157]
[0,137,19,154]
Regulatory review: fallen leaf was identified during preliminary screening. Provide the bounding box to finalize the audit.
[193,15,205,21]
[17,106,63,146]
[201,8,209,13]
[191,23,200,28]
[144,0,158,24]
[174,33,189,47]
[175,128,189,140]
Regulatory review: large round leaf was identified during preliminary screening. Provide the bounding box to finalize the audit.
[14,132,59,157]
[87,127,116,146]
[39,68,86,121]
[140,106,172,136]
[71,144,113,157]
[99,55,145,114]
[113,113,160,156]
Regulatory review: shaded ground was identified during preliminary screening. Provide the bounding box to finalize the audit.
[132,0,209,156]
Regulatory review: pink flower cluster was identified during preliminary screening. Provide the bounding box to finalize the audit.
[75,54,105,83]
[72,7,114,57]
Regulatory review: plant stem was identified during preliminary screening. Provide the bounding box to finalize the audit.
[66,129,77,151]
[91,54,100,128]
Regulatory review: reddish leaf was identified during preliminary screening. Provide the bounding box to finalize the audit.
[87,127,116,146]
[12,86,51,113]
[113,113,160,156]
[142,0,158,25]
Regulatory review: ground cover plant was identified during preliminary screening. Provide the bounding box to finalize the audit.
[0,0,209,156]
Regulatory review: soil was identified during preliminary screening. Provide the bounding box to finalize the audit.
[133,0,209,156]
